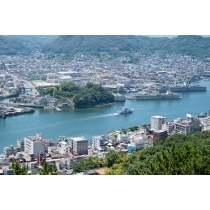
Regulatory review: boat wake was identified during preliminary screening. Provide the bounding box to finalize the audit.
[84,113,119,120]
[2,113,120,135]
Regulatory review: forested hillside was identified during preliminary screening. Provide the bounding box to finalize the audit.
[45,35,210,60]
[0,35,31,55]
[73,131,210,175]
[9,35,59,47]
[1,35,210,60]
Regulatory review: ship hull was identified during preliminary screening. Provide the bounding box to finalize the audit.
[126,93,182,100]
[158,86,207,93]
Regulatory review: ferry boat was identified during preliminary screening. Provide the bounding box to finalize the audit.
[118,107,134,114]
[126,90,182,100]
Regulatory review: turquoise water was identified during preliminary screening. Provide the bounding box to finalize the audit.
[1,79,210,151]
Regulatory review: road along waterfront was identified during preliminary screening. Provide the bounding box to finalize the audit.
[1,79,210,151]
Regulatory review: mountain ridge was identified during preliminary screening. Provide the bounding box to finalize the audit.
[1,35,210,60]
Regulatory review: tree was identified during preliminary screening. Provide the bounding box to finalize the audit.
[12,161,28,175]
[39,161,58,175]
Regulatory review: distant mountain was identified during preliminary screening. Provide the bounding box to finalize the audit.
[0,35,31,55]
[44,35,169,58]
[0,35,59,55]
[8,35,59,47]
[163,35,210,59]
[44,35,210,60]
[1,35,210,60]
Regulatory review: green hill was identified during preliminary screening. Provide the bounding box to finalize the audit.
[0,35,31,55]
[44,35,169,58]
[45,35,210,60]
[1,35,210,60]
[0,35,58,55]
[72,130,210,175]
[9,35,59,47]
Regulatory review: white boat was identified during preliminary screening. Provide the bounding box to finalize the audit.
[118,107,134,114]
[52,106,62,111]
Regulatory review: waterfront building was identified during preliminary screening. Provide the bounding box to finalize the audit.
[70,137,88,155]
[56,136,70,154]
[173,114,201,135]
[33,95,58,107]
[3,145,21,157]
[117,133,128,143]
[24,133,46,159]
[150,115,166,130]
[3,145,15,157]
[92,135,106,150]
[17,139,24,152]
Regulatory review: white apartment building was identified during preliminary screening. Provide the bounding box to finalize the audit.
[70,137,88,155]
[92,135,106,149]
[174,114,201,135]
[117,133,128,142]
[150,115,166,130]
[24,133,45,159]
[58,141,68,155]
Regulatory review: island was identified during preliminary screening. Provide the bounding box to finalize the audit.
[44,82,115,109]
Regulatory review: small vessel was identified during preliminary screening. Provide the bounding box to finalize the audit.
[52,106,62,111]
[118,107,134,114]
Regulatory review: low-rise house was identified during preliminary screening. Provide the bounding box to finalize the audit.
[153,130,168,143]
[199,116,210,131]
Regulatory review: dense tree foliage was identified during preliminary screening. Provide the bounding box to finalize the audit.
[106,131,210,175]
[44,82,114,108]
[0,36,31,55]
[72,131,210,175]
[44,35,210,60]
[73,157,106,174]
[73,82,114,108]
[39,161,58,175]
[12,162,28,175]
